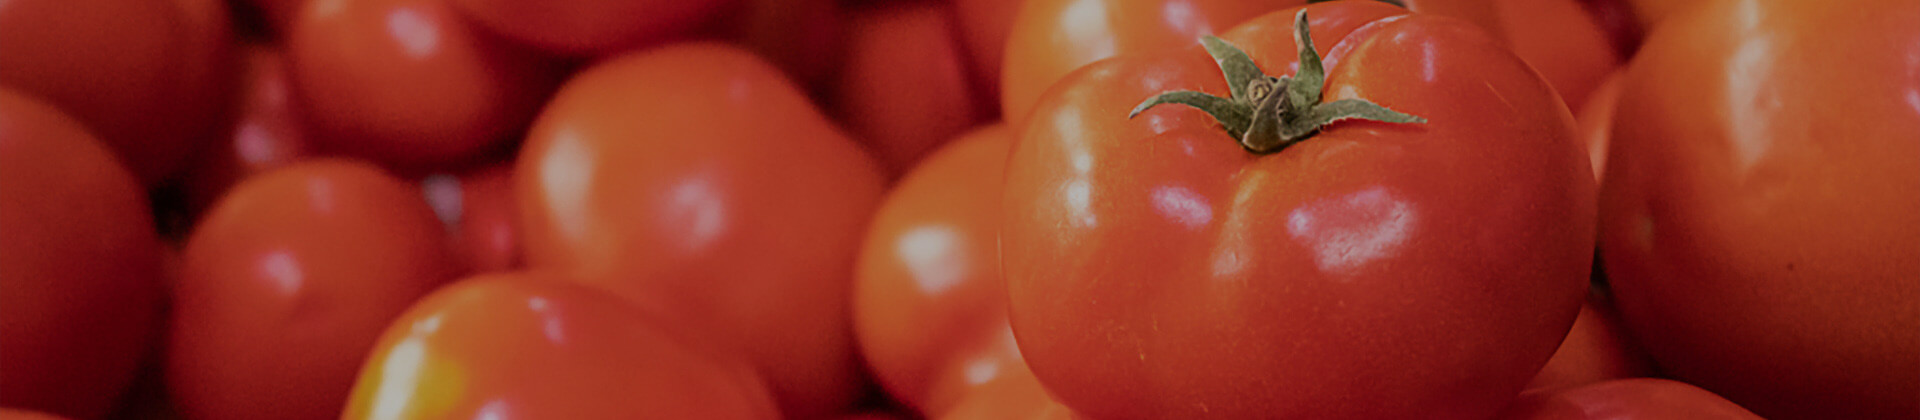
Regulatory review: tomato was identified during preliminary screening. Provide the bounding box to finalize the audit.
[1574,72,1623,182]
[288,0,559,170]
[517,43,886,418]
[953,0,1023,114]
[183,45,316,217]
[854,125,1011,413]
[1525,293,1651,391]
[0,89,165,420]
[713,0,842,92]
[420,163,523,274]
[1598,0,1920,418]
[0,409,69,420]
[1622,0,1700,31]
[0,0,204,184]
[170,0,237,147]
[171,160,458,420]
[933,334,1073,420]
[1402,0,1619,108]
[245,0,309,34]
[835,1,988,175]
[448,0,727,56]
[343,273,779,419]
[1496,379,1761,420]
[1000,0,1302,123]
[1003,2,1595,418]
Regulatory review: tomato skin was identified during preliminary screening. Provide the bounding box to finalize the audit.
[835,2,987,175]
[1598,0,1920,418]
[1495,379,1761,420]
[170,160,458,420]
[953,0,1023,114]
[0,409,71,420]
[714,0,842,92]
[183,45,316,217]
[1403,0,1618,108]
[1000,0,1304,124]
[0,0,197,184]
[1573,72,1623,182]
[854,125,1011,413]
[288,0,559,170]
[420,163,523,274]
[1003,3,1594,418]
[0,89,165,420]
[343,273,780,420]
[245,0,309,33]
[517,42,885,418]
[1525,294,1651,391]
[449,0,727,56]
[933,333,1073,420]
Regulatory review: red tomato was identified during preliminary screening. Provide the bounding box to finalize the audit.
[953,0,1024,112]
[0,89,165,420]
[933,334,1073,420]
[1525,293,1652,391]
[1003,3,1595,418]
[1403,0,1618,108]
[420,163,523,274]
[1599,0,1920,418]
[1496,379,1762,420]
[183,45,316,217]
[245,0,309,33]
[170,0,237,148]
[288,0,559,170]
[448,0,727,56]
[171,160,458,420]
[1573,72,1623,182]
[1000,0,1302,123]
[517,43,886,418]
[0,0,203,184]
[0,409,70,420]
[854,125,1012,412]
[712,0,842,92]
[835,2,987,175]
[343,273,780,419]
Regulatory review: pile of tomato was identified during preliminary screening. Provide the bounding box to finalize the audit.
[2,0,1914,419]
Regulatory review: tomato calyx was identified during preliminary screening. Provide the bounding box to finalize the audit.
[1129,10,1425,154]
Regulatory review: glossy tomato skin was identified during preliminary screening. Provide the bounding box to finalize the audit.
[449,0,727,56]
[1402,0,1619,108]
[1003,3,1595,418]
[1000,0,1304,123]
[420,163,523,274]
[171,160,458,420]
[517,43,886,418]
[183,45,316,217]
[0,0,201,184]
[933,332,1073,420]
[1599,0,1920,418]
[288,0,559,170]
[1574,72,1623,182]
[343,273,780,419]
[1496,379,1761,420]
[835,2,987,175]
[854,125,1012,412]
[0,89,165,420]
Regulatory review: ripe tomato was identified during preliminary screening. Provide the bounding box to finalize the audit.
[420,163,523,274]
[1000,0,1302,123]
[1003,2,1595,418]
[183,45,315,217]
[854,125,1012,412]
[448,0,727,56]
[1598,0,1920,418]
[1496,379,1761,420]
[1574,72,1623,182]
[245,0,309,33]
[288,0,559,170]
[0,409,69,420]
[1525,293,1651,391]
[712,0,842,92]
[170,0,237,147]
[517,43,886,418]
[343,273,780,419]
[0,0,202,184]
[835,1,988,176]
[934,334,1073,420]
[171,160,458,420]
[0,89,165,420]
[1403,0,1619,108]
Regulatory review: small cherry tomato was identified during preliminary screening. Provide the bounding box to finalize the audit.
[855,125,1012,412]
[835,1,987,175]
[420,163,523,274]
[171,159,458,420]
[518,43,886,418]
[0,88,165,420]
[343,273,780,419]
[1496,378,1762,420]
[289,0,559,170]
